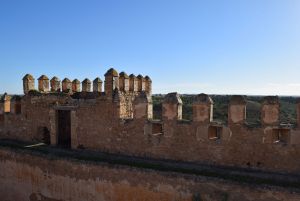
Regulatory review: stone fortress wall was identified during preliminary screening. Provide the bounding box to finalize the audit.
[1,148,300,201]
[1,68,300,174]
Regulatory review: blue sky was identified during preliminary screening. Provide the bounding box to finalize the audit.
[0,0,300,95]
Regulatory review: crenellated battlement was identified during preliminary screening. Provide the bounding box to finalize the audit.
[22,68,152,97]
[152,93,299,130]
[1,68,300,175]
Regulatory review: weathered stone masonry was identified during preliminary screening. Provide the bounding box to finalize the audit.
[1,148,300,201]
[1,68,300,174]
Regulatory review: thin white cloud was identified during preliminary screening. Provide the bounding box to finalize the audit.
[153,82,300,96]
[252,83,300,96]
[153,83,212,94]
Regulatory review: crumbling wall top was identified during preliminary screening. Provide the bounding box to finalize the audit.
[145,76,152,82]
[129,74,136,78]
[51,76,60,81]
[62,78,71,83]
[194,93,213,104]
[230,95,247,105]
[134,91,152,103]
[137,74,144,79]
[72,79,80,84]
[38,75,49,81]
[23,74,34,80]
[93,77,103,83]
[82,78,91,84]
[119,72,129,78]
[263,96,279,104]
[105,68,119,76]
[163,92,182,104]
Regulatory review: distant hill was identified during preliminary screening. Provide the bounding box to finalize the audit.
[153,94,299,127]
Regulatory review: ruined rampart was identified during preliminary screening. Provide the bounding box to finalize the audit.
[1,68,300,174]
[1,146,300,201]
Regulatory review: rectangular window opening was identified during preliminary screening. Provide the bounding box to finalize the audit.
[208,126,222,140]
[272,129,289,144]
[152,122,163,135]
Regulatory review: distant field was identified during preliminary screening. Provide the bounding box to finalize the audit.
[153,94,299,127]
